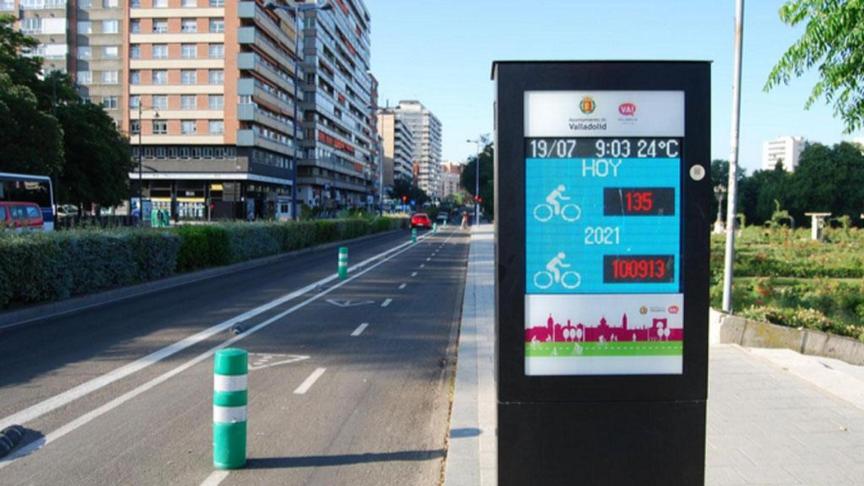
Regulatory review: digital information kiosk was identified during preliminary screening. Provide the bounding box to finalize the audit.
[493,61,710,485]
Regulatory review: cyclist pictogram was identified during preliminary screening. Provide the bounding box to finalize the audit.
[533,185,581,222]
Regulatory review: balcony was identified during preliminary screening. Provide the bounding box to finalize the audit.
[237,128,296,157]
[238,52,296,94]
[238,1,297,52]
[237,27,293,72]
[238,103,295,135]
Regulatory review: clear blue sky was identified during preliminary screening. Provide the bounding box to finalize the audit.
[368,0,862,174]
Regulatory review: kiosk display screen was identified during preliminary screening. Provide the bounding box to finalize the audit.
[524,91,685,376]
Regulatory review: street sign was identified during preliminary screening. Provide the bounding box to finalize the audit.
[493,61,710,486]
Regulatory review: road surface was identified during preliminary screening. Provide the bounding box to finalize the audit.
[0,227,469,485]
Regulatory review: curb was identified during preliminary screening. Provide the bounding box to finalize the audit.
[714,311,864,366]
[0,229,403,332]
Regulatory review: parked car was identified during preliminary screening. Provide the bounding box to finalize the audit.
[436,212,449,226]
[0,202,44,231]
[410,212,433,229]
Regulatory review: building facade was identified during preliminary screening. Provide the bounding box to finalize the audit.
[376,106,414,190]
[393,100,441,199]
[296,0,376,211]
[440,161,463,199]
[762,136,805,172]
[10,0,70,74]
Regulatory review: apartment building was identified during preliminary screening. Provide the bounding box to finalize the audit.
[376,106,414,189]
[440,161,463,199]
[123,0,301,220]
[762,136,806,172]
[75,0,125,124]
[8,0,70,74]
[393,100,442,199]
[296,0,376,210]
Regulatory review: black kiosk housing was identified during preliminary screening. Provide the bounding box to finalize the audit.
[492,61,710,486]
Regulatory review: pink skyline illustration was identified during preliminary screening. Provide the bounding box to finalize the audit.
[525,313,683,344]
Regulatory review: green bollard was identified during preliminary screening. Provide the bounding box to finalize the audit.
[338,246,348,279]
[213,348,248,470]
[433,222,438,232]
[411,228,417,243]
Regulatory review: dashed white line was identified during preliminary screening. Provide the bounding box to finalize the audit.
[200,470,229,486]
[294,368,326,395]
[351,323,369,337]
[398,283,407,290]
[411,271,418,277]
[420,264,425,268]
[381,298,393,308]
[426,257,432,262]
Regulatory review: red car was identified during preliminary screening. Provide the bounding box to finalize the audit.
[410,212,432,229]
[0,202,44,231]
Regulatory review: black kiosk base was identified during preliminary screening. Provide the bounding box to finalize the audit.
[492,61,711,486]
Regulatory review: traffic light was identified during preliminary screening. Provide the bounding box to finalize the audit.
[402,195,408,203]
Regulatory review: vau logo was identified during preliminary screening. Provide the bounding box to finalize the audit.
[618,102,637,116]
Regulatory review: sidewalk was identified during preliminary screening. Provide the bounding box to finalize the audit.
[444,226,864,485]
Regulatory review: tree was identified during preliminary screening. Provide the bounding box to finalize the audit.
[56,102,133,208]
[388,178,429,209]
[460,143,494,218]
[765,1,864,132]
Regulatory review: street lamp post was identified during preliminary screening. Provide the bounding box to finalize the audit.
[466,135,489,226]
[265,1,332,220]
[136,100,159,226]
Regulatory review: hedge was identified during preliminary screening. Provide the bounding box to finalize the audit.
[0,217,407,308]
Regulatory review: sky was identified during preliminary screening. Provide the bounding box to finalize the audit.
[368,0,862,174]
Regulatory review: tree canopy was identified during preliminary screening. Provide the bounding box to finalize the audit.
[765,0,864,132]
[459,142,494,218]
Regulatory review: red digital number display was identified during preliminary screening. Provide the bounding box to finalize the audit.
[604,188,675,216]
[603,255,675,283]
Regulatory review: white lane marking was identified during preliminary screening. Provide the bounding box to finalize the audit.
[381,298,392,308]
[0,233,429,434]
[351,323,369,337]
[398,283,406,290]
[326,299,374,308]
[426,257,431,262]
[247,354,309,371]
[294,368,326,395]
[200,470,229,486]
[420,264,425,268]
[411,272,418,277]
[0,236,425,470]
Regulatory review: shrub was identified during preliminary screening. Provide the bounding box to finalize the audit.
[175,225,231,271]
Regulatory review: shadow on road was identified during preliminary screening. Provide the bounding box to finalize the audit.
[244,449,445,469]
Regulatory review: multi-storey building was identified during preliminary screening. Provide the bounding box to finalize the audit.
[762,136,805,172]
[123,0,301,220]
[393,100,441,199]
[10,0,70,74]
[296,0,376,211]
[74,0,125,124]
[440,161,463,199]
[376,106,414,190]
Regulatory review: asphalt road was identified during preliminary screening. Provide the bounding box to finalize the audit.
[0,226,470,485]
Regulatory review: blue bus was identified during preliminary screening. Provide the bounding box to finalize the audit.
[0,172,56,230]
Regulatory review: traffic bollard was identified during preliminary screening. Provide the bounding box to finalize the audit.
[433,222,437,232]
[338,246,348,279]
[213,348,248,470]
[411,228,417,243]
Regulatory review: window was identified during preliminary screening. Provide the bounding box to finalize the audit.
[129,95,141,108]
[208,69,223,85]
[77,21,91,34]
[208,95,223,110]
[130,120,140,134]
[181,44,196,59]
[209,0,224,6]
[152,120,167,135]
[103,46,119,58]
[181,19,197,33]
[181,70,196,85]
[152,95,168,110]
[77,46,91,60]
[130,70,141,84]
[130,0,140,6]
[20,18,40,34]
[77,71,91,85]
[103,0,118,7]
[209,18,224,33]
[130,20,140,33]
[153,0,167,7]
[79,0,91,7]
[182,0,196,6]
[102,96,118,109]
[101,70,119,84]
[152,70,168,84]
[152,44,168,59]
[208,44,224,59]
[209,120,224,134]
[181,120,197,135]
[130,45,141,59]
[181,95,196,110]
[153,19,168,33]
[102,20,119,34]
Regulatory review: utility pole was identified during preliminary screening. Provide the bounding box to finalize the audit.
[466,135,489,225]
[722,0,745,313]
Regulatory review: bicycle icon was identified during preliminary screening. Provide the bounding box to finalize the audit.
[533,252,581,289]
[533,184,581,222]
